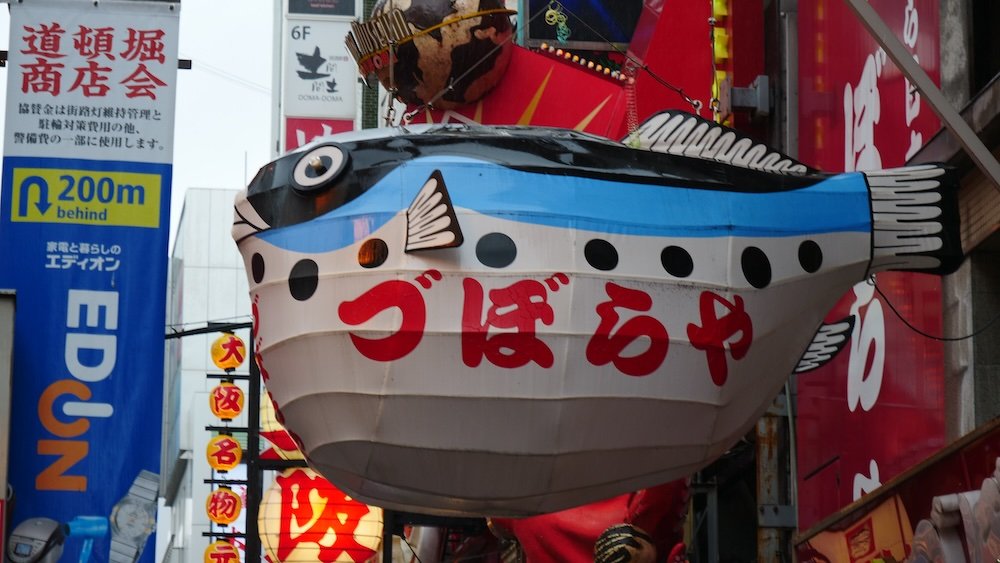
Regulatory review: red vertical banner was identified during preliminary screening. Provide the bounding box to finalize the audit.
[795,0,946,531]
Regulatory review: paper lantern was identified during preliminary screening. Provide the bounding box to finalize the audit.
[206,434,242,472]
[209,382,244,420]
[232,110,963,516]
[206,487,242,525]
[258,468,382,562]
[211,333,247,371]
[260,390,304,461]
[204,540,240,563]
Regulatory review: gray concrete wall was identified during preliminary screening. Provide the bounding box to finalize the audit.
[940,0,971,109]
[944,261,976,439]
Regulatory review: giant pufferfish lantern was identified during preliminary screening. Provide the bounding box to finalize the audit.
[346,0,515,109]
[232,110,963,517]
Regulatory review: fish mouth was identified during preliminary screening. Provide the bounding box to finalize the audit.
[232,188,270,243]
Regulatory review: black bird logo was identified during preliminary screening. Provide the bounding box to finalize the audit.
[296,46,330,80]
[325,79,338,93]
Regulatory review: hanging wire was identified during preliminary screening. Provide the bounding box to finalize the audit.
[401,534,425,563]
[385,40,399,127]
[621,58,641,145]
[384,0,400,126]
[873,277,1000,342]
[707,5,722,118]
[547,0,703,113]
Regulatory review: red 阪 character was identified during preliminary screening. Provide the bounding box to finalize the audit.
[211,384,244,417]
[686,291,753,386]
[339,280,427,361]
[274,469,377,562]
[587,282,669,377]
[462,278,558,369]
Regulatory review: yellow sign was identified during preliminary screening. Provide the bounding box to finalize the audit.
[204,541,240,563]
[209,382,245,420]
[10,167,161,227]
[211,333,246,371]
[206,434,243,472]
[206,487,242,525]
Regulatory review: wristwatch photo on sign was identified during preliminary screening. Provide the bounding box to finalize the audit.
[109,470,159,563]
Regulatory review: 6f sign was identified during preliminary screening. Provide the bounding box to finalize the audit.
[291,25,310,40]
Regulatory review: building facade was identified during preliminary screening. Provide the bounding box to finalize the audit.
[159,188,251,563]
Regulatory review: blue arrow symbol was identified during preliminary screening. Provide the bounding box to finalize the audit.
[19,175,50,216]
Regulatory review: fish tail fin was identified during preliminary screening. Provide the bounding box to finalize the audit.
[867,164,964,275]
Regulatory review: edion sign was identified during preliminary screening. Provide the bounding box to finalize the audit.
[37,290,117,490]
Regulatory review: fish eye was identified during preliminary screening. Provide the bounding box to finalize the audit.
[291,143,349,193]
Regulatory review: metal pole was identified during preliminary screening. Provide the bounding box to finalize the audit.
[707,484,719,563]
[844,0,1000,190]
[246,330,263,563]
[382,510,394,561]
[756,414,782,563]
[780,0,798,159]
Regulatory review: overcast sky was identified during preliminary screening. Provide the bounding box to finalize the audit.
[0,0,277,252]
[169,0,275,251]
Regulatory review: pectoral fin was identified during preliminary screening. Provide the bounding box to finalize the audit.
[793,317,856,374]
[405,170,464,252]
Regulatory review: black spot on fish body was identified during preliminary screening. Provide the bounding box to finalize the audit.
[741,247,771,288]
[661,246,694,278]
[476,232,516,268]
[289,259,319,301]
[585,239,618,271]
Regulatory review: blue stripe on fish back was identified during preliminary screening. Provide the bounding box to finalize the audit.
[260,156,872,254]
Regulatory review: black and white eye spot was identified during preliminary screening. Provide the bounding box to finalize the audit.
[741,246,771,288]
[584,239,618,271]
[798,240,823,273]
[661,245,693,278]
[251,253,265,283]
[476,232,516,268]
[288,259,319,301]
[358,238,388,269]
[291,143,348,192]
